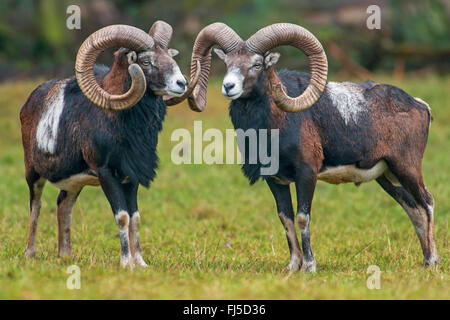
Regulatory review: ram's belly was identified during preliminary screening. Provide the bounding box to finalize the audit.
[318,160,388,185]
[51,172,100,192]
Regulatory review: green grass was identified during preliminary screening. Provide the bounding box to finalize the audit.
[0,75,448,299]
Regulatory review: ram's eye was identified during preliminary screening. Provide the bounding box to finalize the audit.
[253,63,262,69]
[142,60,150,66]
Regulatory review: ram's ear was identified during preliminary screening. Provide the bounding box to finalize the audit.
[126,51,137,64]
[264,52,280,68]
[168,48,179,57]
[113,48,133,66]
[213,48,226,61]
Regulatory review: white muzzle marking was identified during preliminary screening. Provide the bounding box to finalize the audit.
[165,65,187,97]
[222,68,244,99]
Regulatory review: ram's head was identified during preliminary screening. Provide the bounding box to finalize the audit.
[187,23,328,113]
[75,21,200,110]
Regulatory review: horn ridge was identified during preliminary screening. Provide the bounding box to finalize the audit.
[75,24,153,110]
[245,23,328,112]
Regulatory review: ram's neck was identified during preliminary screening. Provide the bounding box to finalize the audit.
[116,91,166,187]
[229,71,285,131]
[102,61,130,94]
[99,61,167,187]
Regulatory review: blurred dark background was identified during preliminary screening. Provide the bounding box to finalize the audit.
[0,0,449,82]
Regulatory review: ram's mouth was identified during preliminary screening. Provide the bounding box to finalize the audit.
[225,92,242,100]
[165,89,186,97]
[157,87,186,97]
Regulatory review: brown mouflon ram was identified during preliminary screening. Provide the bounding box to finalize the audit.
[187,23,439,271]
[20,21,199,268]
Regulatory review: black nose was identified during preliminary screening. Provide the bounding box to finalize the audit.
[223,82,235,93]
[176,79,186,90]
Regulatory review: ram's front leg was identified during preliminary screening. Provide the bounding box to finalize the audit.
[123,182,148,267]
[267,178,303,272]
[295,163,317,272]
[97,167,133,268]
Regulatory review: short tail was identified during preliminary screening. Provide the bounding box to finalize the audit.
[414,97,434,122]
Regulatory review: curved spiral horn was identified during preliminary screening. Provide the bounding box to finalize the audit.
[149,20,173,49]
[246,23,328,112]
[188,23,243,112]
[75,25,154,110]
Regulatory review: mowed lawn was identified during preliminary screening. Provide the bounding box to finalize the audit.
[0,75,448,299]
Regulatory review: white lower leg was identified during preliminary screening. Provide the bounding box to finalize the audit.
[425,204,440,265]
[297,212,316,272]
[129,212,147,267]
[279,214,302,271]
[116,210,133,268]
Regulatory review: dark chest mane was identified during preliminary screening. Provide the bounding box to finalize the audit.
[51,66,167,187]
[118,92,166,187]
[229,85,272,185]
[228,69,313,185]
[100,64,167,188]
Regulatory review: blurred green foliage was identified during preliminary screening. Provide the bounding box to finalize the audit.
[0,0,448,81]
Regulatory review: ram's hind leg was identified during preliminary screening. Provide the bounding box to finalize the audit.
[24,170,46,258]
[267,178,302,272]
[376,172,440,267]
[57,189,81,258]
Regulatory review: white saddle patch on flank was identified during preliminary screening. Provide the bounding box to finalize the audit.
[36,81,67,154]
[326,82,366,125]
